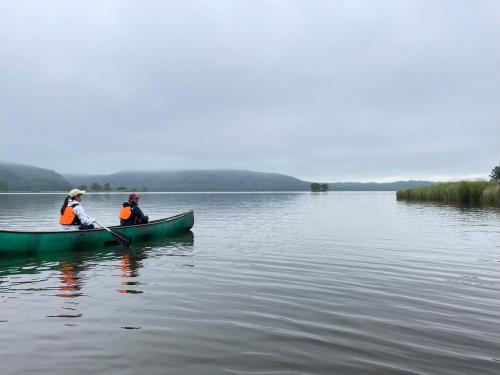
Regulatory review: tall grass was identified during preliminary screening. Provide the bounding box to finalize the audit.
[396,181,500,206]
[482,183,500,205]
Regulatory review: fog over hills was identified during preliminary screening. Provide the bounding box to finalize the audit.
[64,170,311,192]
[64,170,436,192]
[0,162,437,192]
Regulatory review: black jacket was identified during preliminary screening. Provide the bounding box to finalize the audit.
[120,201,148,226]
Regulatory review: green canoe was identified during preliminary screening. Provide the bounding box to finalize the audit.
[0,210,194,255]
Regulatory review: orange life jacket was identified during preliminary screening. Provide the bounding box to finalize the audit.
[119,206,132,220]
[59,204,81,225]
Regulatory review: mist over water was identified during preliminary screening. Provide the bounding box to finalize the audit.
[0,192,499,375]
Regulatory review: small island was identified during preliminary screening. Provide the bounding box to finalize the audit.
[310,183,329,192]
[396,165,500,206]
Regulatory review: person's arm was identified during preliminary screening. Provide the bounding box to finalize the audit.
[73,205,94,226]
[133,206,145,219]
[132,206,149,223]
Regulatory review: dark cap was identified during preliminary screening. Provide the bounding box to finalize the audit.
[128,193,140,200]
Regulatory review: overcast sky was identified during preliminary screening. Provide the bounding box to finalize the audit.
[1,0,499,182]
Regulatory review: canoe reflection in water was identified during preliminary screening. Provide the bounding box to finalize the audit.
[0,232,194,319]
[51,261,85,319]
[57,261,84,298]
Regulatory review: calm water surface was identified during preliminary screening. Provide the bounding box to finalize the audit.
[0,192,499,375]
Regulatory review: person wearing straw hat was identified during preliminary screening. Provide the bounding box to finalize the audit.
[59,188,96,231]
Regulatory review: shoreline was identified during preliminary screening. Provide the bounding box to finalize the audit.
[396,181,500,206]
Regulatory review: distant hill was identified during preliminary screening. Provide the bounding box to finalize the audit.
[0,161,437,192]
[0,162,71,192]
[64,170,311,191]
[328,181,438,191]
[64,169,437,192]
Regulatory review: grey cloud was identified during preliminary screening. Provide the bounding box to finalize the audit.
[1,0,499,180]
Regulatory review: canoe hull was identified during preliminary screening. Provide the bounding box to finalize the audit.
[0,210,194,254]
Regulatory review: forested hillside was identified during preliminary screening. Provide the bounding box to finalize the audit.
[64,170,310,192]
[0,162,71,192]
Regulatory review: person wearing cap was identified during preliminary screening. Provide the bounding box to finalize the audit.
[59,189,96,231]
[119,193,149,226]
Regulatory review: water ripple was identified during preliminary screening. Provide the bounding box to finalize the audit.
[0,192,499,375]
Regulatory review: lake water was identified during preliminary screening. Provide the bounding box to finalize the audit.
[0,192,499,375]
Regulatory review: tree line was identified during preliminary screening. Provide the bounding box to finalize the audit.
[77,183,148,192]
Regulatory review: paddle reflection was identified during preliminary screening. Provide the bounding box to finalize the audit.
[115,231,195,294]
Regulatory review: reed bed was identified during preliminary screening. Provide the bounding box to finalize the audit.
[396,181,500,206]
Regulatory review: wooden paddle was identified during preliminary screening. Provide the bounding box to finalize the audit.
[94,221,131,247]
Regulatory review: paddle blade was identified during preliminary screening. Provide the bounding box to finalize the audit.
[112,232,132,247]
[94,221,131,247]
